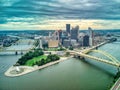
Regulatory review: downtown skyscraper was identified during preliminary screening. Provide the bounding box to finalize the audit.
[66,24,71,34]
[71,25,79,42]
[88,27,94,47]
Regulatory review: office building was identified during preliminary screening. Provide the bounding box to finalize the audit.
[83,35,89,47]
[61,31,69,45]
[58,30,62,40]
[71,25,79,41]
[71,39,77,47]
[66,24,71,34]
[63,39,71,47]
[39,36,43,49]
[88,27,94,46]
[34,36,43,49]
[48,40,59,48]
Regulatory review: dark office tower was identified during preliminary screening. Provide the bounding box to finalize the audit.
[66,24,70,34]
[83,35,89,47]
[71,25,79,41]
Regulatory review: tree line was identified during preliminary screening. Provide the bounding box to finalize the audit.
[16,49,44,65]
[35,54,60,66]
[15,49,60,66]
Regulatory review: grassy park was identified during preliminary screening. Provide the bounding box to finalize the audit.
[16,49,60,67]
[25,55,47,66]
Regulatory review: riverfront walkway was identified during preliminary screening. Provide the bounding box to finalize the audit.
[5,57,69,77]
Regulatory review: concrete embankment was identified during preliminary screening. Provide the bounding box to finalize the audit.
[5,57,69,77]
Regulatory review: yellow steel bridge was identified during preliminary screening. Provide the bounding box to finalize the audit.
[68,49,120,68]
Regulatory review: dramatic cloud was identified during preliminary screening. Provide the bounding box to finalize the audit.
[0,0,120,30]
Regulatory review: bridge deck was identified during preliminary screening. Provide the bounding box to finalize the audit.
[69,50,120,67]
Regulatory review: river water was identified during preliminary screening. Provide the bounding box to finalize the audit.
[0,41,120,90]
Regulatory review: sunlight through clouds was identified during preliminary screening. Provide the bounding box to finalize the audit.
[0,0,120,30]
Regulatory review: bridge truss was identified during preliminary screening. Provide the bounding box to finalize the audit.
[69,49,120,68]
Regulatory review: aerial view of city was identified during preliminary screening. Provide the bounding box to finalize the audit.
[0,0,120,90]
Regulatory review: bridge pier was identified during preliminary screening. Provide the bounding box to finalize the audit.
[15,51,18,55]
[73,55,78,58]
[79,56,85,60]
[95,47,98,50]
[21,52,23,55]
[74,55,85,60]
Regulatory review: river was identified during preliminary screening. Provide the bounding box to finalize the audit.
[0,41,120,90]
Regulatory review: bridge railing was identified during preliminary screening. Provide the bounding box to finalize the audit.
[68,50,120,67]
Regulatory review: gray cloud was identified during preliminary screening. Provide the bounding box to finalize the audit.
[0,0,120,24]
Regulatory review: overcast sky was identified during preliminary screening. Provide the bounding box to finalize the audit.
[0,0,120,30]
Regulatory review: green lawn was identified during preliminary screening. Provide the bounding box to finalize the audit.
[25,55,47,66]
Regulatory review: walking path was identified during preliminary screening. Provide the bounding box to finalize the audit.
[5,57,70,77]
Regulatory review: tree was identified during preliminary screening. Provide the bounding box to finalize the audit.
[46,54,60,61]
[43,43,48,49]
[46,58,51,63]
[16,49,44,65]
[34,40,39,47]
[69,46,73,50]
[41,59,45,65]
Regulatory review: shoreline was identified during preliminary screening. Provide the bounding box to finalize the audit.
[110,77,120,90]
[5,57,71,77]
[4,41,108,77]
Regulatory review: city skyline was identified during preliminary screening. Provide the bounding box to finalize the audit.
[0,0,120,30]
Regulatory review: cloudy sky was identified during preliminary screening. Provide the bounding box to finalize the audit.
[0,0,120,30]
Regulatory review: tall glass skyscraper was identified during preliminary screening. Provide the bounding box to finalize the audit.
[66,24,70,34]
[83,35,89,46]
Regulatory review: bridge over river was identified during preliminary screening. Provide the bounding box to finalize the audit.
[0,39,35,55]
[68,46,120,90]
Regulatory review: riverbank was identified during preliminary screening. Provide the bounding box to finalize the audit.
[5,41,108,77]
[110,77,120,90]
[5,57,70,77]
[1,39,119,90]
[110,71,120,90]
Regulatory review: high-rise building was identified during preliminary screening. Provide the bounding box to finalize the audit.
[49,32,52,38]
[48,40,59,48]
[83,35,89,47]
[58,30,62,40]
[88,27,94,47]
[34,36,43,49]
[63,39,71,48]
[71,25,79,41]
[61,31,69,45]
[66,24,71,34]
[58,30,62,45]
[39,36,43,49]
[53,31,59,40]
